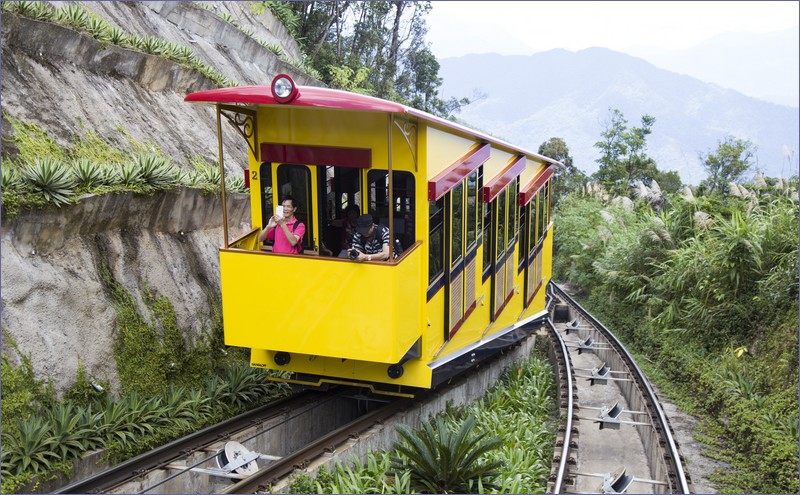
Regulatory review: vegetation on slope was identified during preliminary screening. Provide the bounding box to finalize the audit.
[286,351,556,494]
[544,113,799,493]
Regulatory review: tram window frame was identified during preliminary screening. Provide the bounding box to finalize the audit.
[495,188,506,261]
[481,197,492,276]
[259,162,274,228]
[276,164,314,251]
[319,166,361,255]
[465,170,478,252]
[529,194,538,256]
[518,199,527,266]
[509,178,519,250]
[537,187,546,245]
[367,169,415,249]
[428,198,445,286]
[451,181,464,265]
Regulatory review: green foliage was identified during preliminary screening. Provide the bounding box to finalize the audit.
[263,1,468,119]
[538,137,587,208]
[389,414,502,493]
[592,108,682,196]
[1,417,59,476]
[19,157,76,206]
[555,174,799,493]
[700,136,755,194]
[3,113,67,162]
[1,331,56,424]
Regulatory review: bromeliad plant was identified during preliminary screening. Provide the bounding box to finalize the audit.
[389,415,502,494]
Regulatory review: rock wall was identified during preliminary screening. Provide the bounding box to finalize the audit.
[1,188,251,394]
[1,2,319,173]
[0,2,317,394]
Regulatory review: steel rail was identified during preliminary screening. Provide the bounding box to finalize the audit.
[52,391,328,494]
[221,397,413,494]
[549,283,691,494]
[544,287,575,494]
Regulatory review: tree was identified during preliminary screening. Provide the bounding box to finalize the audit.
[263,1,468,119]
[538,137,586,207]
[700,136,755,194]
[592,108,681,196]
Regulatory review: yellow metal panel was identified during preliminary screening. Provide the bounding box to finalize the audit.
[483,148,515,184]
[425,127,482,179]
[258,107,390,164]
[518,159,546,192]
[221,246,423,364]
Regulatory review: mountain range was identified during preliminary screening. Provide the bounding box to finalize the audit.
[438,48,799,185]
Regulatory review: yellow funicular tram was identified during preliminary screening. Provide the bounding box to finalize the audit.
[186,74,561,397]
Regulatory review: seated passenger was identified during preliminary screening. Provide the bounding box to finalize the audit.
[335,204,361,257]
[348,214,392,261]
[257,195,305,254]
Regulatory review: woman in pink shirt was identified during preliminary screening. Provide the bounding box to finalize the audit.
[257,195,305,254]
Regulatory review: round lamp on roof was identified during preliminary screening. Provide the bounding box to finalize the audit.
[271,74,299,103]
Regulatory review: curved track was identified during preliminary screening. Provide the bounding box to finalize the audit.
[545,283,692,494]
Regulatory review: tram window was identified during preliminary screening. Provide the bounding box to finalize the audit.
[277,164,313,251]
[465,170,478,251]
[367,170,415,248]
[259,162,273,228]
[518,201,527,265]
[429,198,444,284]
[495,189,506,260]
[529,196,537,256]
[537,189,545,244]
[482,199,492,272]
[509,178,519,249]
[451,182,464,264]
[317,166,361,256]
[543,180,550,232]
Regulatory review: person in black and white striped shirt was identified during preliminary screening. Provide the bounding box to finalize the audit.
[348,214,392,262]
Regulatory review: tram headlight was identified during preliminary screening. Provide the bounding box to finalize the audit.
[271,74,299,103]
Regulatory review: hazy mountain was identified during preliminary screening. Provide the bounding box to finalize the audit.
[438,48,799,184]
[627,26,799,108]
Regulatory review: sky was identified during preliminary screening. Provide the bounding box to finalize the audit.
[425,1,799,58]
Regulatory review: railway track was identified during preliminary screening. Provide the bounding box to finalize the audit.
[53,283,692,494]
[545,283,693,494]
[52,390,357,494]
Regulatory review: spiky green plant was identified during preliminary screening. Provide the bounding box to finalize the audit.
[19,158,75,206]
[56,3,89,30]
[263,42,284,56]
[225,174,246,193]
[194,161,221,186]
[114,161,145,188]
[1,417,59,476]
[141,35,167,55]
[135,154,178,189]
[107,26,128,45]
[7,0,53,20]
[124,34,146,51]
[86,16,112,41]
[2,163,21,191]
[46,403,93,460]
[218,362,271,410]
[95,395,138,450]
[389,415,502,493]
[71,158,104,190]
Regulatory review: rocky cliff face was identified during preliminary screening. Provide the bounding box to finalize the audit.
[1,2,317,394]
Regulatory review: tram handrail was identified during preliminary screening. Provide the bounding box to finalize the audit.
[550,283,690,494]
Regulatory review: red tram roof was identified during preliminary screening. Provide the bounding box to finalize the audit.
[185,84,563,168]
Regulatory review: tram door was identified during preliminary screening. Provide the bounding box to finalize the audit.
[444,170,479,337]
